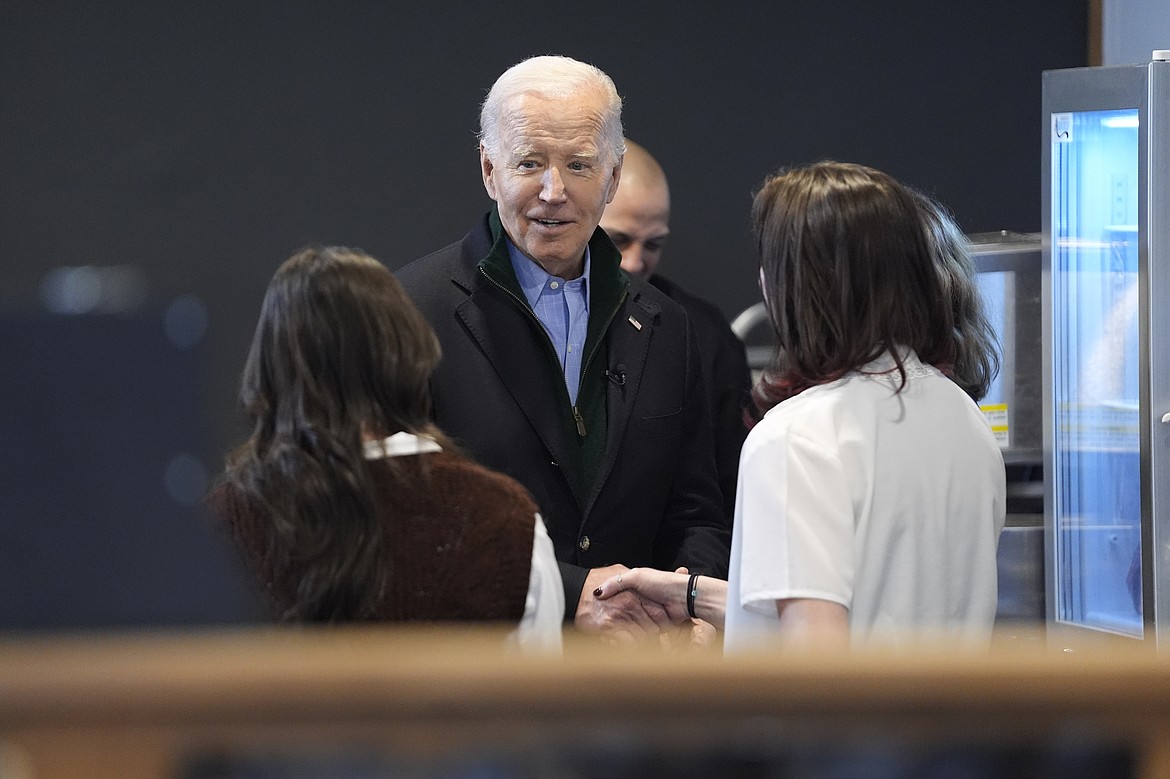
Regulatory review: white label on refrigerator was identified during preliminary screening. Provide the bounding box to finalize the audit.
[1053,112,1073,143]
[980,403,1009,447]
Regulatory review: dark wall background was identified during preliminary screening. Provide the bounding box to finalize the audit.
[0,1,1086,627]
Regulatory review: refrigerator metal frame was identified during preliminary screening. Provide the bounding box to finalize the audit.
[1041,57,1170,648]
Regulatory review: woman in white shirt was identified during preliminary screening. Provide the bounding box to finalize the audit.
[595,162,1005,649]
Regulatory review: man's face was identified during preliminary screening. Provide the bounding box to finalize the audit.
[599,178,669,280]
[481,92,621,279]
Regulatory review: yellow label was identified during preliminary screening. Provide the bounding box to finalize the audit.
[980,403,1009,447]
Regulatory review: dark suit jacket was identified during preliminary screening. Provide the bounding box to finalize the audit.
[649,274,751,521]
[397,210,730,617]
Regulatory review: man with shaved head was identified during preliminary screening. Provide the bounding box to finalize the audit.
[601,140,752,520]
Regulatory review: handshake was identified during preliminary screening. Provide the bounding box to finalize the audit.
[576,564,728,648]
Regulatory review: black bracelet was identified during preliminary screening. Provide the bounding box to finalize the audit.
[686,573,700,620]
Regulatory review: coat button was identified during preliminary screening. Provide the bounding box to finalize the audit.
[578,535,590,551]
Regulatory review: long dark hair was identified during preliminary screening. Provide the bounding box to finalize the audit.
[220,246,449,621]
[750,161,998,416]
[913,192,1000,401]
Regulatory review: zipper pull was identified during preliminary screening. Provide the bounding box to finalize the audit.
[572,406,587,437]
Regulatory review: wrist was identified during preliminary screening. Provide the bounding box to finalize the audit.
[686,573,700,619]
[688,574,726,630]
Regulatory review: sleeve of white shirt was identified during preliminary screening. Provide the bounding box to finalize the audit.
[508,513,564,653]
[738,428,854,616]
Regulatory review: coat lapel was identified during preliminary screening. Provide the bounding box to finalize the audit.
[582,288,660,517]
[453,268,579,483]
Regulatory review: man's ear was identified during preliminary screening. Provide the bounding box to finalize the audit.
[605,155,624,204]
[480,144,498,201]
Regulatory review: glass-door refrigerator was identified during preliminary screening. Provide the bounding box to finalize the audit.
[1042,51,1170,647]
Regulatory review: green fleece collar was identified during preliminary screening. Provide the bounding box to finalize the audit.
[478,205,629,319]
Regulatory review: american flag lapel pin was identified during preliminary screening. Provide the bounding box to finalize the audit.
[627,316,642,331]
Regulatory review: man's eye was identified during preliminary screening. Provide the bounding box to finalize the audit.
[645,242,662,252]
[568,161,587,171]
[609,234,631,249]
[518,160,538,170]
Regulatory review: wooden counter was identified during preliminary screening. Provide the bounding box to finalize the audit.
[0,626,1165,778]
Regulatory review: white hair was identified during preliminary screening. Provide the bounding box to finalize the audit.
[479,55,625,164]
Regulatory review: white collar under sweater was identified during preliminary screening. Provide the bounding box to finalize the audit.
[362,432,442,460]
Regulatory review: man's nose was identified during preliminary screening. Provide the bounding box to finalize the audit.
[620,245,644,274]
[540,167,567,202]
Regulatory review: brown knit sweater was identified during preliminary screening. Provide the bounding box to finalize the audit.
[211,450,537,623]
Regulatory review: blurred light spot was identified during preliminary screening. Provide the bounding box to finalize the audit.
[165,453,209,507]
[40,266,101,314]
[164,294,208,349]
[39,265,148,314]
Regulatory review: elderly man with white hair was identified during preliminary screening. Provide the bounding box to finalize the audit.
[398,55,729,644]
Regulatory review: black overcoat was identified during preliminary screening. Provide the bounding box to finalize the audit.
[397,211,730,617]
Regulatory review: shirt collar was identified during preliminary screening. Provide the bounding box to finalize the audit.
[506,237,590,309]
[362,431,443,460]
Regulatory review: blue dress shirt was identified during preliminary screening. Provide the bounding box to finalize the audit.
[506,240,590,405]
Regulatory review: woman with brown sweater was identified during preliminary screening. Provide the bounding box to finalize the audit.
[209,246,562,650]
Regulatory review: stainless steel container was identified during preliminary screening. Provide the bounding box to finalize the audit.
[970,232,1046,625]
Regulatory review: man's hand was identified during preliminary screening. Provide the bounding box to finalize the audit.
[659,618,719,652]
[574,564,677,645]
